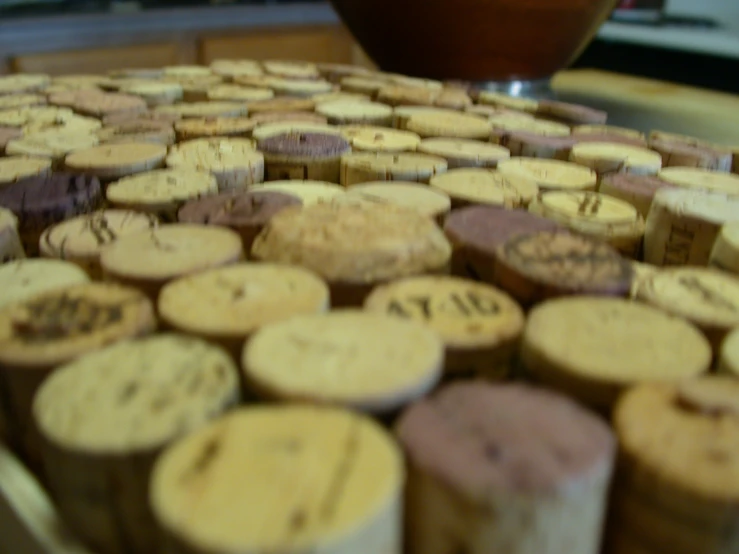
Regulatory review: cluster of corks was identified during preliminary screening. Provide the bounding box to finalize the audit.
[0,60,738,554]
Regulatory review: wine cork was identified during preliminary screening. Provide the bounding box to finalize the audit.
[0,259,89,309]
[168,77,225,103]
[530,191,645,257]
[406,111,492,140]
[177,190,300,253]
[106,169,218,221]
[34,333,240,554]
[570,142,663,176]
[340,75,389,97]
[100,224,244,300]
[719,327,739,375]
[489,114,571,143]
[465,104,517,119]
[636,267,739,351]
[477,90,539,113]
[340,125,421,153]
[174,117,256,141]
[121,82,184,107]
[613,377,739,528]
[497,157,597,192]
[535,100,608,126]
[312,91,372,104]
[166,138,265,191]
[392,107,458,131]
[647,138,733,172]
[250,110,328,127]
[376,85,437,107]
[316,100,393,126]
[709,222,739,274]
[429,168,538,209]
[0,106,73,130]
[0,126,22,154]
[6,129,99,168]
[97,120,175,146]
[317,61,373,83]
[0,155,51,186]
[598,173,676,218]
[0,282,156,471]
[209,59,263,79]
[102,110,181,126]
[387,74,443,90]
[251,202,451,307]
[417,138,510,169]
[0,94,46,110]
[658,166,739,195]
[159,263,328,357]
[154,102,248,119]
[65,142,168,181]
[249,180,345,205]
[443,206,561,282]
[243,310,443,413]
[649,130,718,150]
[151,405,404,554]
[252,122,341,144]
[52,90,148,119]
[343,181,451,221]
[630,260,660,300]
[364,276,525,380]
[39,209,159,279]
[269,78,334,98]
[263,59,320,79]
[573,124,646,143]
[245,97,315,115]
[341,152,447,186]
[643,188,739,267]
[163,65,213,79]
[0,73,51,96]
[258,131,351,183]
[0,173,103,256]
[521,297,711,411]
[397,382,616,554]
[0,207,25,263]
[503,132,576,160]
[434,88,473,110]
[494,230,633,307]
[206,85,273,103]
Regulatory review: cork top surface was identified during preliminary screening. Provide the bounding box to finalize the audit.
[150,406,402,552]
[0,155,52,185]
[0,172,101,214]
[536,99,608,125]
[249,180,345,205]
[490,114,571,137]
[364,276,525,349]
[615,377,739,504]
[601,173,675,196]
[166,138,263,171]
[246,97,315,114]
[536,191,642,226]
[178,189,300,227]
[570,142,663,171]
[244,310,443,411]
[496,230,633,296]
[250,111,327,126]
[253,122,341,143]
[418,138,511,163]
[251,202,451,283]
[100,224,243,282]
[159,263,329,338]
[573,124,646,141]
[430,168,538,208]
[0,282,155,368]
[342,181,451,218]
[497,157,597,190]
[523,296,711,384]
[340,126,421,152]
[0,259,90,310]
[154,101,248,119]
[342,152,448,174]
[316,100,392,120]
[40,209,158,260]
[0,74,50,94]
[637,267,739,330]
[206,85,273,102]
[396,382,615,498]
[174,117,257,139]
[649,188,739,225]
[406,111,492,139]
[6,129,99,160]
[34,334,239,452]
[658,167,739,195]
[65,142,167,170]
[106,169,218,205]
[478,91,539,112]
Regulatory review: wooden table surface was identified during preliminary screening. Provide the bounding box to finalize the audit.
[553,69,739,146]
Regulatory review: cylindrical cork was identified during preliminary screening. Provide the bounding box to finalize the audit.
[64,142,168,183]
[0,283,156,473]
[178,189,301,254]
[493,230,633,307]
[598,173,676,219]
[364,276,525,381]
[316,100,393,126]
[342,182,451,223]
[417,138,510,169]
[340,152,448,186]
[497,158,597,192]
[251,202,451,307]
[658,166,739,196]
[430,168,538,210]
[443,206,561,283]
[158,263,330,359]
[405,111,492,140]
[340,125,421,153]
[644,188,739,267]
[520,297,711,411]
[535,99,608,126]
[97,120,175,146]
[33,334,241,554]
[0,172,102,256]
[151,405,405,554]
[0,259,89,310]
[503,132,576,161]
[173,117,257,141]
[396,382,616,554]
[649,138,733,172]
[569,142,663,178]
[258,131,351,184]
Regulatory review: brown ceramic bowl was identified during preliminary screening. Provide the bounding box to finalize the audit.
[330,0,619,82]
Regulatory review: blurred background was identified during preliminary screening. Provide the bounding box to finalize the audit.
[0,0,737,94]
